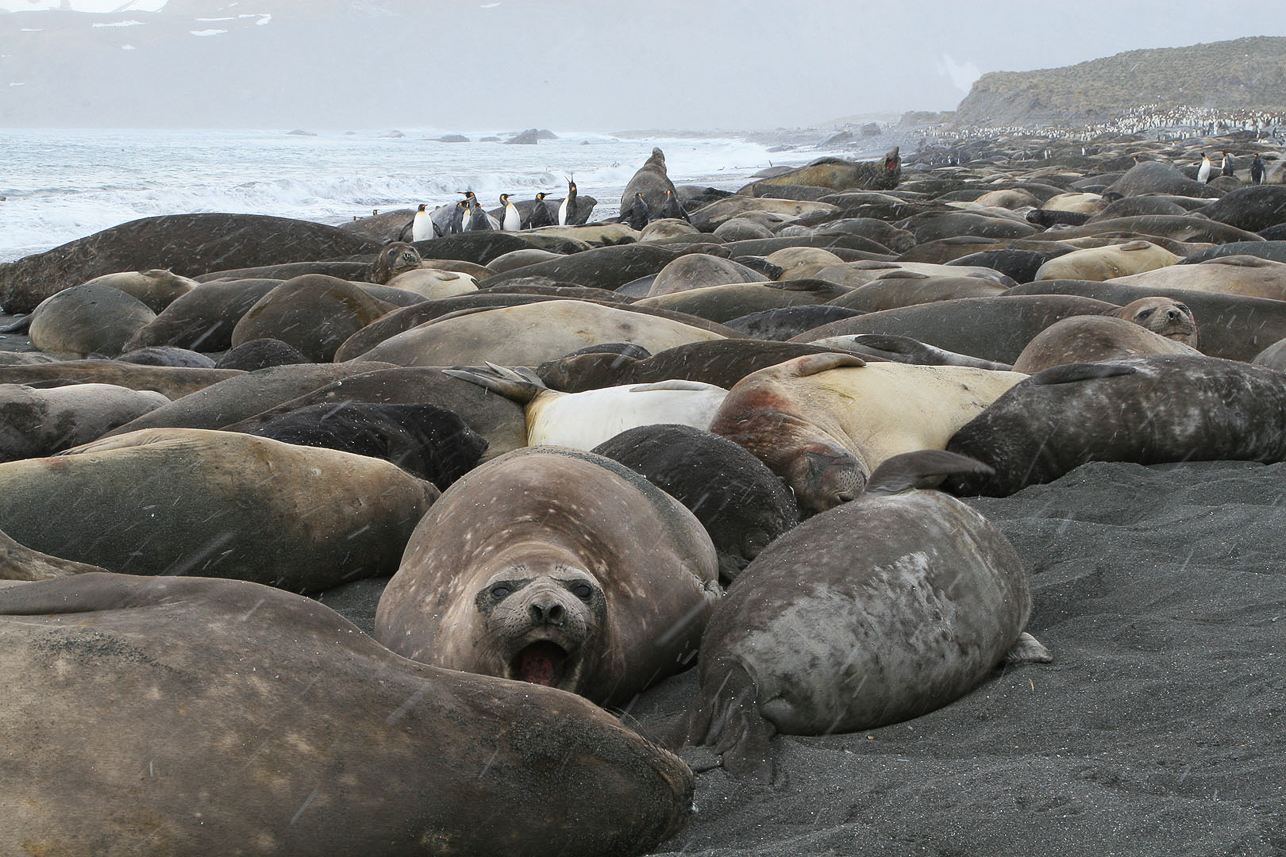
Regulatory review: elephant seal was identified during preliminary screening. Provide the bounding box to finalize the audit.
[0,527,109,580]
[944,355,1286,497]
[739,147,901,195]
[0,361,241,400]
[116,345,217,368]
[0,382,169,461]
[0,572,693,856]
[213,337,310,370]
[591,424,798,584]
[79,268,198,313]
[123,278,281,353]
[1033,240,1180,281]
[0,428,438,592]
[680,449,1050,781]
[236,401,489,489]
[446,363,729,450]
[1012,315,1201,374]
[374,446,721,706]
[1107,255,1286,301]
[1104,297,1198,345]
[646,253,763,297]
[638,279,849,323]
[230,274,394,362]
[27,281,157,358]
[827,272,1010,312]
[725,305,865,340]
[622,146,681,214]
[709,352,1027,515]
[367,240,422,284]
[352,299,725,368]
[809,333,1015,370]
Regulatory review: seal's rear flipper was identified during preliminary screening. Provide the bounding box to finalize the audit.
[684,661,777,784]
[1030,363,1138,386]
[865,449,994,495]
[442,362,545,404]
[1005,631,1053,664]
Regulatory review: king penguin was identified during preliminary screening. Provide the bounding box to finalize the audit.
[499,194,522,231]
[465,198,493,231]
[1221,151,1235,178]
[448,199,468,234]
[1252,154,1266,185]
[622,192,649,230]
[527,192,554,229]
[558,178,578,226]
[1197,153,1212,184]
[659,188,690,223]
[410,203,436,241]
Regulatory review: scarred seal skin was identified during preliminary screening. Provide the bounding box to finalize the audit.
[375,446,721,706]
[0,572,694,856]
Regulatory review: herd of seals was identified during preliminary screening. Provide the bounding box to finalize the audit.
[1,127,1286,853]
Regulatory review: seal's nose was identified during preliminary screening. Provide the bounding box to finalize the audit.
[530,600,565,625]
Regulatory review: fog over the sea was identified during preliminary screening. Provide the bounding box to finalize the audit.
[3,0,1286,129]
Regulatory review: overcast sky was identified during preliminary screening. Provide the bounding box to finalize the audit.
[4,0,1286,129]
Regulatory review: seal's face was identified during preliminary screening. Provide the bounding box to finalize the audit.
[473,564,606,692]
[788,446,865,517]
[1122,298,1198,345]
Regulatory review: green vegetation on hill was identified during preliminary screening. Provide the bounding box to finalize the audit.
[953,37,1286,128]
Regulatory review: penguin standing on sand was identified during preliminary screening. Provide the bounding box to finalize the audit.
[1252,154,1266,185]
[1197,153,1212,184]
[1221,151,1235,178]
[448,199,468,234]
[526,192,554,229]
[659,188,690,223]
[621,192,650,230]
[499,194,522,231]
[558,178,578,226]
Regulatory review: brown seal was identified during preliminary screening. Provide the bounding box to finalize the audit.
[708,352,1025,515]
[374,446,720,706]
[1103,297,1199,346]
[0,572,693,855]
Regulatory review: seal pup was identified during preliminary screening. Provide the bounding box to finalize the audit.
[374,446,721,706]
[679,449,1051,781]
[0,572,694,856]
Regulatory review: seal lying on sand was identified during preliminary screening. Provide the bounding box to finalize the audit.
[679,450,1051,781]
[0,572,694,856]
[375,446,720,706]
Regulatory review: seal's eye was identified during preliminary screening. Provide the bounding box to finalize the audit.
[570,582,593,600]
[1137,308,1155,320]
[1176,304,1190,315]
[491,585,511,599]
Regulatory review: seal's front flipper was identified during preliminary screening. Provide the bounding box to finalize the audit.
[686,660,778,784]
[1005,631,1053,664]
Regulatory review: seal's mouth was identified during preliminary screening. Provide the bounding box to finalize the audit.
[511,641,572,687]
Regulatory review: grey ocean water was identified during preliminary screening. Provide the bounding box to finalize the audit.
[0,128,877,263]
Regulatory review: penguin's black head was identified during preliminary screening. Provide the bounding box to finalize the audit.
[417,203,426,212]
[500,193,510,204]
[536,192,547,200]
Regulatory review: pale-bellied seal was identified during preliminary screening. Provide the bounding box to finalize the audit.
[445,363,729,450]
[679,449,1050,781]
[0,382,169,461]
[0,428,438,592]
[0,572,693,856]
[235,402,488,489]
[1033,240,1180,281]
[944,355,1286,497]
[1106,255,1286,301]
[384,267,478,300]
[351,299,726,368]
[374,446,721,706]
[1012,315,1201,374]
[230,274,394,362]
[591,424,798,584]
[709,352,1027,515]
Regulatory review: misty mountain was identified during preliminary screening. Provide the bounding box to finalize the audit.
[953,36,1286,129]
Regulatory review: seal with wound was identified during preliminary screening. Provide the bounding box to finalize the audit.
[679,449,1051,781]
[374,445,721,706]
